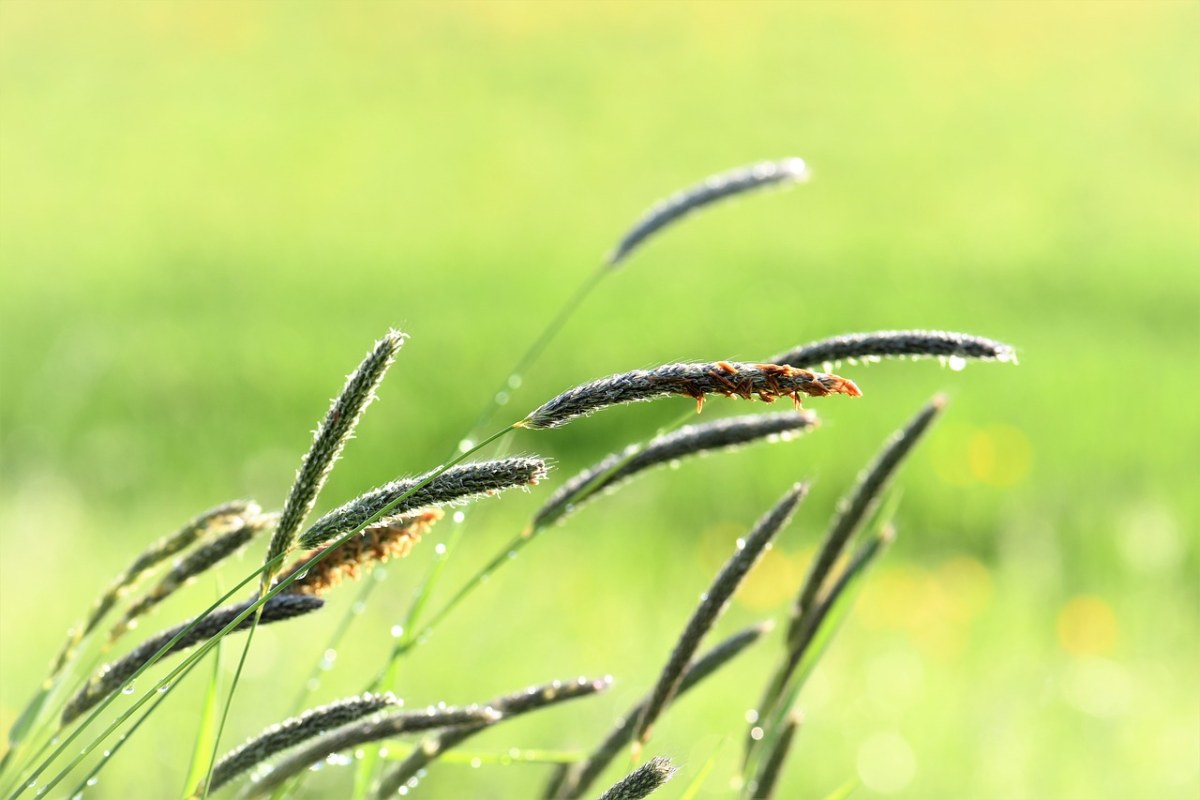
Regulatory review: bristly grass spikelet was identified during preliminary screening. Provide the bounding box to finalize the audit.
[61,595,324,726]
[607,158,809,267]
[770,329,1018,370]
[262,330,406,593]
[297,458,546,550]
[633,484,808,750]
[109,512,280,644]
[596,757,677,800]
[533,411,817,529]
[206,692,402,792]
[519,362,859,430]
[49,500,255,679]
[374,677,613,798]
[552,622,772,800]
[788,396,943,642]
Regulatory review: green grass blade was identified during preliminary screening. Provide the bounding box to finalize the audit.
[679,737,726,800]
[183,598,223,796]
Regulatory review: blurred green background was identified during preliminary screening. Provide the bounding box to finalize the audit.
[1,1,1196,798]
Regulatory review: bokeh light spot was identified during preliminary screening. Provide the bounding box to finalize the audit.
[857,732,916,794]
[1056,594,1119,657]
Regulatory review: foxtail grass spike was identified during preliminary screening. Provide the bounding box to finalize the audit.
[553,622,771,800]
[770,329,1018,370]
[607,158,809,267]
[597,757,677,800]
[246,678,610,798]
[276,509,442,596]
[262,329,406,592]
[109,512,279,644]
[749,710,802,799]
[520,363,859,430]
[48,500,255,679]
[298,458,546,550]
[788,397,943,643]
[207,692,401,792]
[534,411,817,529]
[62,595,323,726]
[375,677,613,798]
[633,485,807,749]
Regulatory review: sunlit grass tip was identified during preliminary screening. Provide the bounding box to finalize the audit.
[297,457,547,550]
[607,158,809,267]
[262,329,407,592]
[62,595,324,726]
[770,329,1018,370]
[533,410,817,529]
[597,757,677,800]
[520,362,858,430]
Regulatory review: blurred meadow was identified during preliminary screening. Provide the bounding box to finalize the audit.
[1,1,1197,798]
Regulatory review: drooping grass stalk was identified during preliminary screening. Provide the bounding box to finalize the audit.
[606,158,809,267]
[533,411,818,529]
[519,362,860,430]
[633,484,808,750]
[745,710,801,799]
[770,329,1017,370]
[374,677,613,798]
[406,411,815,669]
[786,397,943,644]
[596,757,677,800]
[109,512,280,644]
[16,427,522,799]
[551,622,772,800]
[746,526,896,779]
[207,693,403,792]
[245,677,610,798]
[275,510,442,596]
[61,595,325,726]
[262,330,406,593]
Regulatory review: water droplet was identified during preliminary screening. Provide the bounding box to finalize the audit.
[397,787,408,796]
[458,439,475,454]
[750,726,764,740]
[453,511,466,524]
[745,709,759,724]
[391,625,404,638]
[506,550,518,560]
[434,543,446,556]
[352,601,366,614]
[668,459,682,470]
[121,685,135,695]
[470,757,482,769]
[948,355,967,372]
[508,375,522,389]
[157,685,169,694]
[307,678,321,691]
[373,568,389,583]
[735,537,747,550]
[495,391,509,405]
[86,778,98,787]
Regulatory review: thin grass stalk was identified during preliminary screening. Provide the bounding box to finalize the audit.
[110,512,279,644]
[374,677,613,798]
[18,428,518,799]
[520,362,859,430]
[770,329,1017,370]
[746,711,801,799]
[247,678,610,799]
[534,411,817,529]
[633,484,807,750]
[785,397,942,646]
[552,622,772,800]
[606,158,809,267]
[597,757,677,800]
[207,693,403,792]
[62,595,324,726]
[262,330,406,593]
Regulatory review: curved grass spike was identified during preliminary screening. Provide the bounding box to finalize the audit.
[206,692,402,792]
[519,362,860,430]
[634,484,808,751]
[244,677,610,798]
[747,710,802,799]
[275,510,442,596]
[61,595,324,726]
[534,410,817,529]
[373,677,613,799]
[597,757,677,800]
[109,512,280,644]
[770,329,1017,370]
[47,500,255,681]
[298,458,547,550]
[607,158,809,267]
[551,622,771,800]
[261,329,406,594]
